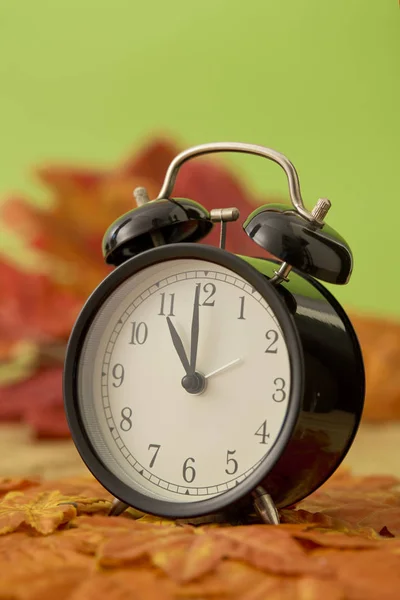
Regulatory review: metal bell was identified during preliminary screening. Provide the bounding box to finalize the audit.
[102,196,213,266]
[243,203,353,284]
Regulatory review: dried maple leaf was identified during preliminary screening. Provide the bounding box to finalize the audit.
[2,472,400,598]
[0,489,110,535]
[240,574,344,600]
[1,138,263,300]
[187,560,268,598]
[0,567,91,600]
[283,473,400,538]
[0,529,93,600]
[98,520,332,583]
[280,509,384,540]
[321,472,400,492]
[72,514,139,531]
[0,261,81,345]
[315,548,400,600]
[0,262,81,437]
[60,497,111,515]
[135,513,178,526]
[209,525,329,577]
[0,476,40,497]
[60,515,140,557]
[0,137,268,438]
[351,313,400,421]
[98,524,195,568]
[278,524,383,548]
[34,475,114,501]
[151,531,230,584]
[0,490,77,535]
[68,569,176,600]
[0,367,70,438]
[357,507,400,537]
[0,340,39,387]
[0,530,92,574]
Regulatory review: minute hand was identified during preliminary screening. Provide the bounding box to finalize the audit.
[189,284,201,374]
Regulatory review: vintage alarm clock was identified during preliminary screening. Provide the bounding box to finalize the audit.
[63,142,365,524]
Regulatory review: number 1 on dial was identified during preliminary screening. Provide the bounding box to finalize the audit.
[238,296,246,320]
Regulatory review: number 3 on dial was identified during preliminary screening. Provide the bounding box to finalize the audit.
[273,378,286,402]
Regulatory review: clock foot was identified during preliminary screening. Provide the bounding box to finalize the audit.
[109,498,130,516]
[253,486,280,525]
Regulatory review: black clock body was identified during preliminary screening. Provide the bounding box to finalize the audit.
[64,243,364,518]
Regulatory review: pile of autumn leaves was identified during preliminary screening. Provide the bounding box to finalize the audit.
[0,470,400,599]
[0,139,262,439]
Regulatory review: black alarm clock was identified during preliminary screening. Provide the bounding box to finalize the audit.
[63,142,365,525]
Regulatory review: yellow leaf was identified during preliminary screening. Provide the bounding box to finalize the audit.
[0,490,97,535]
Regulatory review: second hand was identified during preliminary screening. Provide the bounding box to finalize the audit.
[204,358,241,379]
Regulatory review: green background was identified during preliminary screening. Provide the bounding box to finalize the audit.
[0,1,399,316]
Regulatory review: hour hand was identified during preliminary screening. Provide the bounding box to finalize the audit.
[166,317,190,375]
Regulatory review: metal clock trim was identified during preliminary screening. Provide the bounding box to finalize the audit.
[63,243,304,518]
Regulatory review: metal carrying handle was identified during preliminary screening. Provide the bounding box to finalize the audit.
[156,142,330,224]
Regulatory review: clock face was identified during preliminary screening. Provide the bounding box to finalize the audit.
[71,250,296,512]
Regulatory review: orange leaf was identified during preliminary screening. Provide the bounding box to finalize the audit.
[0,566,91,600]
[121,138,178,182]
[98,524,194,568]
[68,569,175,600]
[321,473,400,492]
[286,473,400,537]
[278,524,383,548]
[210,525,329,577]
[0,530,92,572]
[0,476,41,497]
[317,548,400,600]
[135,513,178,526]
[151,532,230,583]
[0,490,99,535]
[73,514,139,531]
[0,261,81,344]
[281,507,356,532]
[0,136,269,438]
[56,519,135,557]
[359,507,400,537]
[240,574,343,600]
[1,474,400,597]
[195,560,268,598]
[34,475,113,500]
[0,529,93,599]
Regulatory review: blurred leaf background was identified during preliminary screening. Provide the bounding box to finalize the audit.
[0,0,399,316]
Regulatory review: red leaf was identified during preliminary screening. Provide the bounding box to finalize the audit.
[0,261,80,343]
[0,367,69,438]
[0,136,276,438]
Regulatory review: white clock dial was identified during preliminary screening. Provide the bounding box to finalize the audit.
[78,257,292,503]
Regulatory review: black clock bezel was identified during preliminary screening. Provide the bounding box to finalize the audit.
[63,243,304,518]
